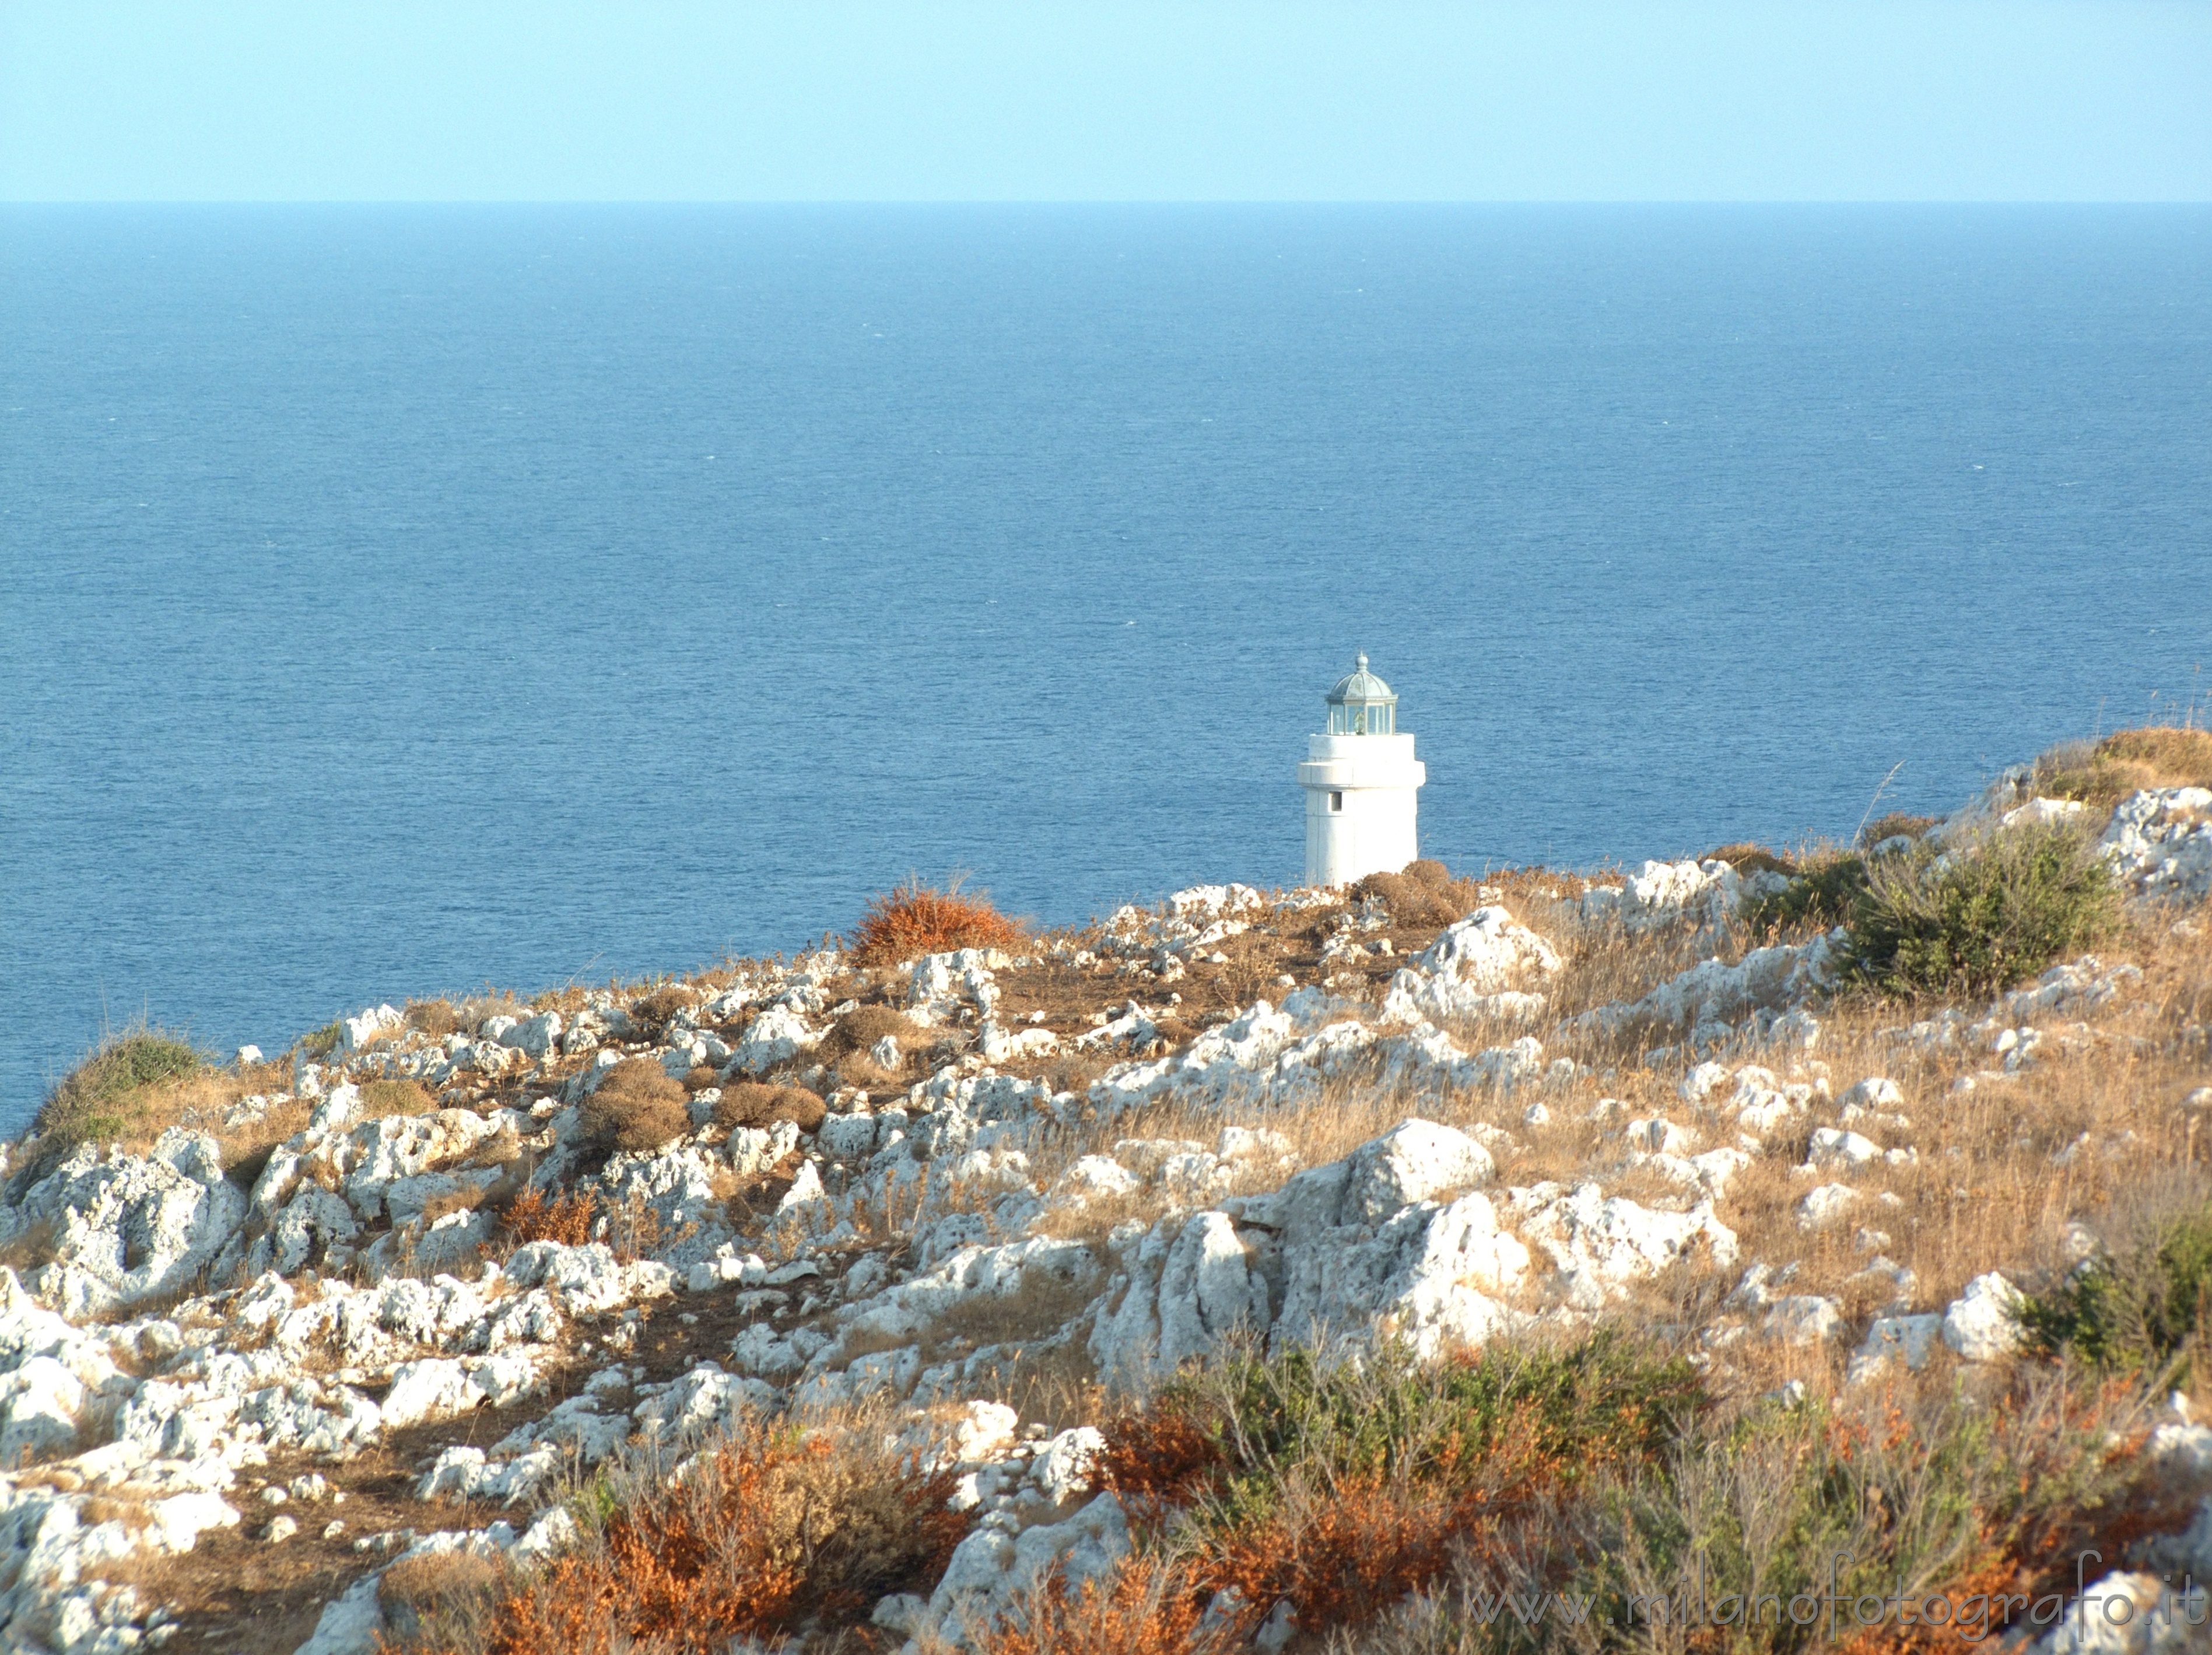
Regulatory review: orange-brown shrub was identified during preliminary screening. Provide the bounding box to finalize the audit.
[391,1416,965,1655]
[1095,1408,1224,1507]
[501,1188,598,1249]
[580,1058,690,1153]
[970,1554,1228,1655]
[850,878,1024,966]
[713,1082,827,1134]
[1192,1472,1471,1639]
[403,999,467,1039]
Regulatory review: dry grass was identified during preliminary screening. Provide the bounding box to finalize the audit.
[375,1549,516,1653]
[359,1078,439,1118]
[2035,726,2212,811]
[851,878,1026,967]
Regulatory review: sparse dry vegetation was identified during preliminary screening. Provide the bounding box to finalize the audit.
[30,724,2212,1655]
[2034,727,2212,810]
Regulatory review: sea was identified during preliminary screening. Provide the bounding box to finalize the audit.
[3,205,2209,1134]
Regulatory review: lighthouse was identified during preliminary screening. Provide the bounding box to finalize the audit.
[1298,653,1426,888]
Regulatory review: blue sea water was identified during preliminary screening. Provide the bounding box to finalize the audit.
[3,205,2209,1135]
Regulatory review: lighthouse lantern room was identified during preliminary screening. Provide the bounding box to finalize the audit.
[1299,653,1426,888]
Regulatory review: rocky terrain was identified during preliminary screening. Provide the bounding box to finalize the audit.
[3,731,2210,1655]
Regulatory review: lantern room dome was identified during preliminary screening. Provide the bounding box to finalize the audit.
[1324,652,1399,735]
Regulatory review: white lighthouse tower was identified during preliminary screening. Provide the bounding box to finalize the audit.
[1298,654,1426,887]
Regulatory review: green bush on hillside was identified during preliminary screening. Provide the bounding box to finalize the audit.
[33,1028,204,1155]
[2020,1208,2212,1377]
[1741,853,1870,935]
[1841,821,2118,997]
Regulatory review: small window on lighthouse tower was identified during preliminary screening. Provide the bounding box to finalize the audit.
[1330,791,1343,812]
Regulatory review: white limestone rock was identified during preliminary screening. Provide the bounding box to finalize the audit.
[1508,1183,1738,1312]
[1761,1296,1845,1346]
[2101,787,2212,901]
[1412,906,1563,989]
[921,1491,1128,1644]
[1848,1313,1945,1383]
[496,1011,563,1059]
[1797,1183,1861,1230]
[633,1363,778,1441]
[1943,1272,2025,1361]
[1,1131,247,1319]
[732,1005,822,1075]
[1806,1127,1883,1172]
[1576,932,1841,1044]
[1344,1119,1495,1222]
[1092,1121,1530,1389]
[0,1356,87,1467]
[1838,1077,1905,1111]
[339,1004,403,1054]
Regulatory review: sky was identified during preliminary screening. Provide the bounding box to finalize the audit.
[1,2,2208,201]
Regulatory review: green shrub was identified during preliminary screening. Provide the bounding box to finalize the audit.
[1740,854,1869,935]
[1102,1334,1703,1528]
[1841,821,2118,997]
[33,1029,205,1154]
[2020,1207,2212,1376]
[1372,1378,2141,1655]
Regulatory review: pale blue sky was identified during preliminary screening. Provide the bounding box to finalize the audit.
[3,1,2207,201]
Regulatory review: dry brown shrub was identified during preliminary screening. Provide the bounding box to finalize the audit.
[360,1078,439,1119]
[713,1082,827,1134]
[1198,1472,1471,1639]
[404,999,466,1038]
[399,1414,964,1654]
[580,1059,691,1153]
[851,878,1025,967]
[1860,812,1941,846]
[679,1065,720,1092]
[501,1188,598,1249]
[1703,840,1797,874]
[1351,869,1467,928]
[630,983,699,1032]
[967,1554,1226,1655]
[820,1004,924,1063]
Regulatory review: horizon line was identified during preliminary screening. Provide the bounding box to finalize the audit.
[6,196,2211,208]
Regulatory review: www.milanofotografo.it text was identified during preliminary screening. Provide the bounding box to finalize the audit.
[1450,1552,2206,1642]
